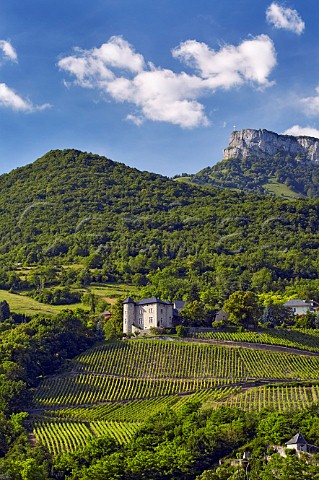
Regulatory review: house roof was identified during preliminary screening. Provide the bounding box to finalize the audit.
[283,299,312,308]
[174,300,186,311]
[123,297,135,304]
[286,432,308,445]
[135,297,172,306]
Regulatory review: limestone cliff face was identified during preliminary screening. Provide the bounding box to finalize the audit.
[224,129,319,162]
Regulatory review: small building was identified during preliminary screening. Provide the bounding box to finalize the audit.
[215,309,230,323]
[285,432,308,453]
[100,310,112,320]
[283,299,319,316]
[123,297,174,334]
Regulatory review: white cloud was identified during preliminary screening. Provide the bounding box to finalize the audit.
[0,83,50,112]
[0,40,17,61]
[0,83,33,110]
[266,3,305,35]
[300,85,319,116]
[0,40,49,112]
[58,35,276,128]
[172,34,276,88]
[283,125,319,139]
[106,69,209,128]
[126,114,144,126]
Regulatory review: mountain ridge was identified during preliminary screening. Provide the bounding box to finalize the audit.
[189,128,319,198]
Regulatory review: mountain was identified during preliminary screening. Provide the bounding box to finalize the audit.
[2,149,319,301]
[190,129,319,198]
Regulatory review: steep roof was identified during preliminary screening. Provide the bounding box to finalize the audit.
[123,297,135,304]
[286,432,308,445]
[174,300,186,311]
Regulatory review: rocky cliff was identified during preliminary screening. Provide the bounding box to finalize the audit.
[224,129,319,162]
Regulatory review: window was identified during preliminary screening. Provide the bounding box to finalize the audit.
[139,309,143,315]
[160,308,163,314]
[149,317,153,323]
[149,308,153,313]
[138,317,142,324]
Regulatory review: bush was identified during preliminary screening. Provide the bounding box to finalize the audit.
[176,325,188,337]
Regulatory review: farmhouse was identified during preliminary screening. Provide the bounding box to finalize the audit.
[285,432,308,453]
[123,297,184,334]
[283,299,319,316]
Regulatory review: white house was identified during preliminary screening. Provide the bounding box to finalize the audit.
[123,297,176,334]
[285,432,308,453]
[283,299,319,316]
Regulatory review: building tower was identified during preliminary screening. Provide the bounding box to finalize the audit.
[123,297,135,334]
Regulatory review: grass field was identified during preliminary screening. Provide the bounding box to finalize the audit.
[89,283,139,305]
[263,178,302,199]
[0,290,87,316]
[0,282,138,316]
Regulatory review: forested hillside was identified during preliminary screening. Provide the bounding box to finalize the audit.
[2,149,319,305]
[190,154,319,198]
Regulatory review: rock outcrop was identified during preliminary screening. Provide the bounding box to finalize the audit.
[224,129,319,162]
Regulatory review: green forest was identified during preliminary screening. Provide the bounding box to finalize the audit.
[187,153,319,198]
[0,149,319,478]
[2,149,319,309]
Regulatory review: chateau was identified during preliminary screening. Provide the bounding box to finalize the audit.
[123,297,184,334]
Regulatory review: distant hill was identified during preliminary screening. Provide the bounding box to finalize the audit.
[188,129,319,198]
[2,149,319,301]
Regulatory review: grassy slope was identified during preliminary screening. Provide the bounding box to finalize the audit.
[263,178,302,199]
[0,282,138,316]
[0,290,86,316]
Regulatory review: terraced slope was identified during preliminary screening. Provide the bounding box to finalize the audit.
[31,339,319,453]
[193,329,319,353]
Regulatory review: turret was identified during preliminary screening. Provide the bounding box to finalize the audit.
[123,297,135,334]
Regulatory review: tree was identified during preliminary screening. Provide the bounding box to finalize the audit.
[0,301,10,322]
[103,298,124,339]
[223,291,261,327]
[260,303,291,327]
[179,300,209,326]
[82,291,98,313]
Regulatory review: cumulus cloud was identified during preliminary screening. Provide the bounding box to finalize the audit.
[299,85,319,116]
[172,34,276,88]
[266,3,305,35]
[58,34,276,128]
[0,40,17,62]
[283,125,319,139]
[0,40,49,112]
[0,83,50,112]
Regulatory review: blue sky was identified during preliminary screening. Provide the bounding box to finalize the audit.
[0,0,319,176]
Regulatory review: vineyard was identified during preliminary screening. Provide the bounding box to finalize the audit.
[221,383,319,412]
[30,338,319,454]
[193,329,319,353]
[32,419,140,454]
[43,387,241,423]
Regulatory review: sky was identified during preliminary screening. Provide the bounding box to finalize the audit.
[1,0,319,176]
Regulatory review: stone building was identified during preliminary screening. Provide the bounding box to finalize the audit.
[123,297,180,334]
